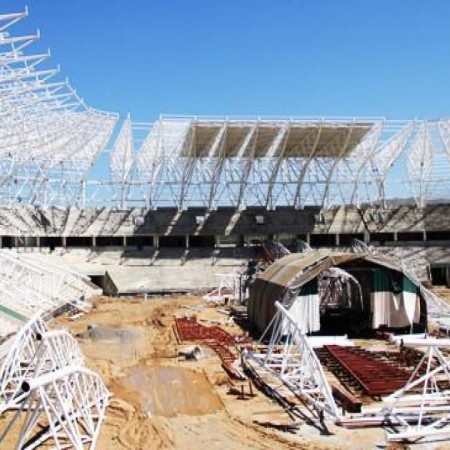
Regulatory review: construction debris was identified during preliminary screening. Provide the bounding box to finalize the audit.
[174,315,246,380]
[179,345,204,360]
[0,316,109,449]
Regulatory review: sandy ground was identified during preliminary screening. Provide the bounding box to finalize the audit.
[9,294,444,450]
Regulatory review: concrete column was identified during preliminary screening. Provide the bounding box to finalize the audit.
[335,234,340,246]
[185,235,190,249]
[306,233,310,245]
[92,236,96,248]
[13,237,18,247]
[215,235,220,248]
[0,236,2,248]
[62,236,67,248]
[423,230,427,242]
[364,231,370,243]
[123,236,127,247]
[154,235,159,249]
[393,231,398,242]
[36,236,40,248]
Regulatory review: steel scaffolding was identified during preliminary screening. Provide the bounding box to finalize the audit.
[1,8,450,210]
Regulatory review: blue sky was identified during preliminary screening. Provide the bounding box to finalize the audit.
[4,0,450,122]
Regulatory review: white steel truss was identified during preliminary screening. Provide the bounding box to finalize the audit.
[129,116,450,210]
[0,317,85,412]
[110,117,134,208]
[2,8,450,210]
[381,339,450,442]
[0,315,109,449]
[244,301,340,419]
[12,366,108,450]
[0,9,117,208]
[0,315,47,412]
[0,250,96,320]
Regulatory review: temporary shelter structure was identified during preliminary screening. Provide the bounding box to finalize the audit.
[248,251,427,335]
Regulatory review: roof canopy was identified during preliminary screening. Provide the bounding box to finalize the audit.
[174,120,374,158]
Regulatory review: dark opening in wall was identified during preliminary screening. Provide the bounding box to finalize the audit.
[96,236,123,247]
[369,232,395,244]
[1,236,13,248]
[66,236,92,247]
[339,233,365,246]
[397,232,424,242]
[89,275,106,292]
[16,237,38,247]
[41,236,63,250]
[126,236,154,249]
[189,235,215,247]
[309,233,336,247]
[427,231,450,241]
[159,235,185,247]
[431,267,447,285]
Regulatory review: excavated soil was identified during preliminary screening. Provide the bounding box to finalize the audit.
[29,294,444,450]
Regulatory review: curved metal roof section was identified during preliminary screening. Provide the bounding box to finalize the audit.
[248,251,421,333]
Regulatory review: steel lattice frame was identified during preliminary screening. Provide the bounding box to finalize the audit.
[244,301,340,419]
[0,250,96,320]
[0,315,47,412]
[131,116,450,210]
[381,339,450,442]
[13,366,108,450]
[2,8,450,210]
[0,9,117,208]
[0,316,109,449]
[0,317,85,412]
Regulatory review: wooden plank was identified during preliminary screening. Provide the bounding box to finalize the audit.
[331,383,362,413]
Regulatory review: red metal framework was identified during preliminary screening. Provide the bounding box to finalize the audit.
[323,345,412,397]
[174,316,242,378]
[174,316,235,344]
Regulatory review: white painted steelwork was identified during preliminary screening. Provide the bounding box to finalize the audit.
[0,9,117,208]
[1,8,450,210]
[110,117,134,208]
[203,272,242,304]
[0,250,97,320]
[7,366,108,449]
[0,315,109,449]
[0,315,47,412]
[0,317,84,413]
[245,301,340,419]
[381,341,450,442]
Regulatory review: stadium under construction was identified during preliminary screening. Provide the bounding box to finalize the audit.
[3,6,450,450]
